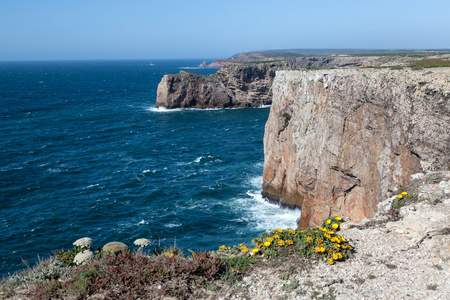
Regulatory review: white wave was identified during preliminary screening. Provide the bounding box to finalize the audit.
[47,168,61,173]
[257,104,271,108]
[244,191,301,231]
[165,223,182,228]
[147,107,184,113]
[178,67,201,70]
[146,105,269,112]
[86,183,100,189]
[249,175,263,188]
[138,219,149,225]
[232,175,301,232]
[194,156,202,163]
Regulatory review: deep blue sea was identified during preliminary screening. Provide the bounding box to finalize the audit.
[0,59,300,277]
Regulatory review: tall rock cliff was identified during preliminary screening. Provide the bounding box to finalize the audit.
[156,62,280,108]
[155,57,375,109]
[262,68,450,227]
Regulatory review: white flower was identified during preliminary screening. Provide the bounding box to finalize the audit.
[73,237,93,249]
[134,238,151,248]
[73,250,94,265]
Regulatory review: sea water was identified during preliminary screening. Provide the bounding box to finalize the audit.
[0,59,300,277]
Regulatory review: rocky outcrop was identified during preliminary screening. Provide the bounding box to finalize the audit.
[156,62,281,108]
[262,68,450,227]
[156,57,375,109]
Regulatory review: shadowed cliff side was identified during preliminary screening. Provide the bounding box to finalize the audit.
[155,57,375,109]
[262,68,450,227]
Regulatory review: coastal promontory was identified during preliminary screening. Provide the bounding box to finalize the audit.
[155,56,374,109]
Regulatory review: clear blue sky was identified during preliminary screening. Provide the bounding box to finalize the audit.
[1,0,449,60]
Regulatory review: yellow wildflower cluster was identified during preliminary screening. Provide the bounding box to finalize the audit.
[216,216,352,266]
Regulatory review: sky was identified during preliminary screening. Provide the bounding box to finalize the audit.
[1,0,449,61]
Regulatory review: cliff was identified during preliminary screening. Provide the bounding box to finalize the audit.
[262,68,450,227]
[156,57,375,109]
[156,62,280,108]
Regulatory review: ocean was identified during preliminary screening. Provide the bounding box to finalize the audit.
[0,59,300,277]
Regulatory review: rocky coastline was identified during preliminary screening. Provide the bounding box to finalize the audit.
[155,57,375,109]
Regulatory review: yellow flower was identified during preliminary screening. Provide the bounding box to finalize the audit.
[328,258,334,265]
[257,242,263,248]
[341,245,347,249]
[334,244,340,249]
[402,192,408,195]
[324,234,330,239]
[277,228,283,233]
[165,252,174,257]
[327,231,335,235]
[278,240,285,246]
[219,245,227,250]
[306,237,313,243]
[242,247,249,253]
[274,234,279,239]
[328,249,333,254]
[332,223,339,229]
[333,253,338,260]
[337,252,343,259]
[252,238,259,243]
[267,237,274,242]
[326,220,331,224]
[397,195,403,199]
[264,241,271,247]
[316,238,323,243]
[336,217,342,221]
[339,236,346,242]
[252,248,259,253]
[315,247,321,253]
[288,229,296,234]
[286,239,294,245]
[320,247,326,252]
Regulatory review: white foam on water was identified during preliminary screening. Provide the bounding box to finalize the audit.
[233,175,301,232]
[86,183,100,189]
[193,156,202,163]
[147,107,184,113]
[138,219,149,225]
[146,105,270,113]
[165,223,182,228]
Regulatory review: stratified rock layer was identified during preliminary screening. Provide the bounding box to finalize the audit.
[262,68,450,227]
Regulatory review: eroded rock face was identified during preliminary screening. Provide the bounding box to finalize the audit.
[155,57,376,109]
[262,68,450,227]
[156,63,279,108]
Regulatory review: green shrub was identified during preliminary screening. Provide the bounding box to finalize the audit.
[55,246,82,267]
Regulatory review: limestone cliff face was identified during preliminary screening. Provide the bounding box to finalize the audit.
[156,57,375,109]
[156,63,279,108]
[262,68,450,227]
